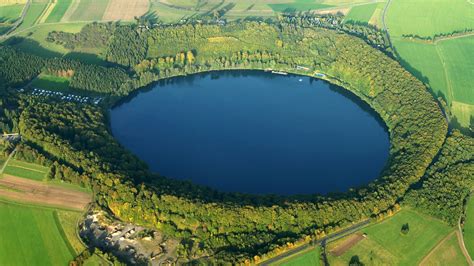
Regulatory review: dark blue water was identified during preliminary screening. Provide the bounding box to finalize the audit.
[111,71,389,195]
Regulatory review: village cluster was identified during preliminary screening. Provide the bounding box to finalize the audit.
[24,88,103,105]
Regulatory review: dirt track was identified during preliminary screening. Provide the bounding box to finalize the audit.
[102,0,149,21]
[0,175,91,210]
[330,233,365,256]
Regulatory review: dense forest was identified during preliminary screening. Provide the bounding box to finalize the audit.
[0,19,469,263]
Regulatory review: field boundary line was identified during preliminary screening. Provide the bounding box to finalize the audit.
[419,231,456,265]
[5,164,47,174]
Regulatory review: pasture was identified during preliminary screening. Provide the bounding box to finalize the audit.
[102,0,149,21]
[67,0,109,21]
[32,74,71,91]
[343,2,378,24]
[269,0,332,12]
[0,3,24,22]
[327,209,453,265]
[386,0,474,38]
[419,232,469,266]
[387,0,474,129]
[15,0,48,32]
[270,247,320,266]
[3,159,49,181]
[45,0,73,23]
[0,200,76,265]
[464,196,474,259]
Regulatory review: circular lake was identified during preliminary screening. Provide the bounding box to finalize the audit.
[111,71,390,195]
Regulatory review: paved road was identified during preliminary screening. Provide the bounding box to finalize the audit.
[1,0,32,39]
[260,219,370,265]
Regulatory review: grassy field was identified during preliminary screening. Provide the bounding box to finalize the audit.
[0,200,76,265]
[8,22,87,57]
[420,232,468,266]
[32,73,71,91]
[343,2,378,24]
[68,0,109,21]
[45,0,73,23]
[270,247,320,266]
[269,0,332,12]
[15,0,48,32]
[464,196,474,259]
[0,3,24,22]
[327,209,453,265]
[387,0,474,129]
[386,0,474,37]
[3,159,49,181]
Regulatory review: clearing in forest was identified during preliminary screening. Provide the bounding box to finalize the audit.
[102,0,149,21]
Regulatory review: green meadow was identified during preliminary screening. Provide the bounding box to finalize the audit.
[0,3,24,22]
[387,0,474,129]
[344,2,378,24]
[3,159,49,181]
[327,209,453,265]
[68,0,109,21]
[420,232,468,266]
[45,0,73,23]
[270,247,320,266]
[386,0,474,37]
[0,201,76,265]
[32,74,71,91]
[464,196,474,259]
[269,0,332,12]
[16,0,48,32]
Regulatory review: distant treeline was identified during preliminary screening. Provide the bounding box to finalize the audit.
[402,28,474,42]
[0,20,464,264]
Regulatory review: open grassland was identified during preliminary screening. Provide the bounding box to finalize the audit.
[0,200,75,265]
[102,0,149,21]
[45,0,73,23]
[387,0,474,129]
[0,3,24,22]
[419,232,469,266]
[270,247,320,266]
[464,196,474,259]
[9,22,87,56]
[437,36,474,105]
[68,0,109,21]
[3,159,49,181]
[269,0,332,12]
[327,209,453,265]
[57,210,85,254]
[32,73,71,91]
[15,0,48,32]
[386,0,474,38]
[343,2,378,24]
[0,0,26,4]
